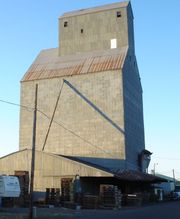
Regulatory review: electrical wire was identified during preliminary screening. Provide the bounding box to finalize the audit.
[37,111,115,157]
[0,98,115,158]
[0,100,148,170]
[42,81,64,151]
[0,99,33,112]
[0,97,141,168]
[43,115,115,157]
[153,156,180,161]
[0,98,156,170]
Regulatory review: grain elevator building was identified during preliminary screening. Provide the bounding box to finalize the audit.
[0,2,157,195]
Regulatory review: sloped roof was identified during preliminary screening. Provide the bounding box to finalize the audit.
[0,149,113,178]
[21,47,128,82]
[0,150,166,183]
[155,173,176,182]
[113,169,167,183]
[62,155,166,183]
[61,1,129,18]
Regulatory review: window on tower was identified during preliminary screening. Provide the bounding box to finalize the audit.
[111,39,117,49]
[64,21,68,27]
[117,11,121,17]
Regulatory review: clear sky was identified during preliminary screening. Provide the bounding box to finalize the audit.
[0,0,180,178]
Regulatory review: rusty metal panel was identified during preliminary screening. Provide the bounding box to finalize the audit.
[113,169,166,183]
[21,47,128,82]
[80,58,93,74]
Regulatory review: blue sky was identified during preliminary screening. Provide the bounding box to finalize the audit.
[0,0,180,178]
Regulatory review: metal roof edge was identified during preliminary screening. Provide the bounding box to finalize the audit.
[21,47,128,82]
[59,155,113,176]
[60,1,130,19]
[20,48,58,82]
[0,148,28,159]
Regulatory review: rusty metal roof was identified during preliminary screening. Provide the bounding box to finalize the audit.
[60,1,129,18]
[22,47,128,82]
[113,169,167,183]
[60,155,166,183]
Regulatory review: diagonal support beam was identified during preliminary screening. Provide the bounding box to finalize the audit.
[63,79,124,134]
[42,81,64,151]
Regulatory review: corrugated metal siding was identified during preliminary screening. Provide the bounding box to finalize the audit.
[22,47,127,82]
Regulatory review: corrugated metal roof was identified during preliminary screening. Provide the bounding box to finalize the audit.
[60,1,129,18]
[61,155,166,183]
[113,170,167,183]
[22,47,128,82]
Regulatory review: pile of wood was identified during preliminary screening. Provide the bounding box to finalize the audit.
[82,195,99,209]
[61,178,73,202]
[14,171,29,207]
[99,185,122,209]
[1,197,14,208]
[45,188,60,206]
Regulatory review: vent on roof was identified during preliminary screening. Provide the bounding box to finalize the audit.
[81,29,84,34]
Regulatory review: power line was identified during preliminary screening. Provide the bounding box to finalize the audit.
[42,81,64,151]
[0,98,115,158]
[0,98,156,170]
[0,98,140,169]
[0,99,33,112]
[39,110,139,168]
[38,111,115,157]
[153,156,180,161]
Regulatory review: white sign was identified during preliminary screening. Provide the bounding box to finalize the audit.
[0,176,20,197]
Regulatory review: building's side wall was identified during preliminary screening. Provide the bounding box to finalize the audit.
[19,70,125,163]
[0,150,112,192]
[127,4,135,54]
[122,53,145,170]
[59,7,129,55]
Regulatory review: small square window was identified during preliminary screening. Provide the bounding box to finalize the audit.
[111,39,117,49]
[117,11,121,18]
[64,21,68,27]
[81,29,84,34]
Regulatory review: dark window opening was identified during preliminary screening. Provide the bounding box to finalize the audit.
[81,29,84,34]
[117,11,121,18]
[64,21,68,27]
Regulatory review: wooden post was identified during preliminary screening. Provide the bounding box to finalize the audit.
[29,84,38,219]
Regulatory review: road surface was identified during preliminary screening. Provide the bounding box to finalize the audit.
[0,201,180,219]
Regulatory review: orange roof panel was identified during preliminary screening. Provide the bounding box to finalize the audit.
[21,47,128,82]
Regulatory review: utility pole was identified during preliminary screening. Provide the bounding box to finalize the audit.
[153,163,158,175]
[29,84,38,219]
[172,169,176,190]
